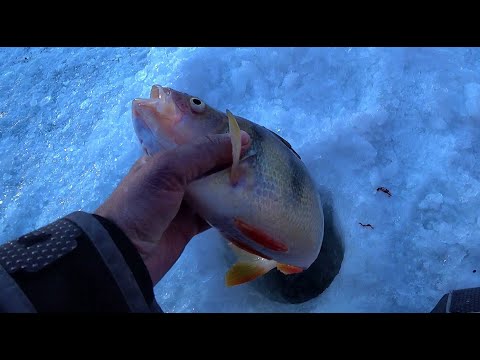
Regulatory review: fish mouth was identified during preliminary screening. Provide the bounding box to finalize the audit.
[132,85,179,123]
[132,85,182,152]
[150,84,168,100]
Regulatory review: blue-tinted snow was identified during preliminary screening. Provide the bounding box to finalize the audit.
[1,47,479,312]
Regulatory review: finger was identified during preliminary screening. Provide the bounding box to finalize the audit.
[149,131,251,187]
[176,201,211,234]
[130,155,150,173]
[166,202,211,241]
[195,214,211,234]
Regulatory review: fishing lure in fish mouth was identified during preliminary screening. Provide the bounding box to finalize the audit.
[132,85,324,286]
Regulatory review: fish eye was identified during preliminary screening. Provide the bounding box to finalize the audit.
[189,97,206,113]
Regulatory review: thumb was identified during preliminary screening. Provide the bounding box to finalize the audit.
[150,130,251,187]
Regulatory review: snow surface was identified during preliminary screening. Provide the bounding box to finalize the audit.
[1,47,479,312]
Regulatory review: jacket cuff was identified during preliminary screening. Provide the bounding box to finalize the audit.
[90,213,156,307]
[65,211,161,312]
[0,211,161,312]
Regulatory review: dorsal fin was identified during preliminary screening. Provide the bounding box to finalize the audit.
[265,127,302,160]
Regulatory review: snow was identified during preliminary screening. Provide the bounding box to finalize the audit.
[1,47,479,312]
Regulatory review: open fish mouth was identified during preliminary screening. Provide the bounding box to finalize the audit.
[149,84,169,99]
[132,85,179,122]
[131,85,181,152]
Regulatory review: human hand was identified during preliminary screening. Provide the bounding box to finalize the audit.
[95,131,251,285]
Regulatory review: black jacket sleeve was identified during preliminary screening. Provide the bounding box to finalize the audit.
[0,211,162,313]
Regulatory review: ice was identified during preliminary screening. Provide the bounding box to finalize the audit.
[464,82,480,117]
[1,47,480,312]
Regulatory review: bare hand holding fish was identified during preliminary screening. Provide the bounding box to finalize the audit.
[95,131,251,285]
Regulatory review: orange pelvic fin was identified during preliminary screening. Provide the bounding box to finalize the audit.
[276,263,304,275]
